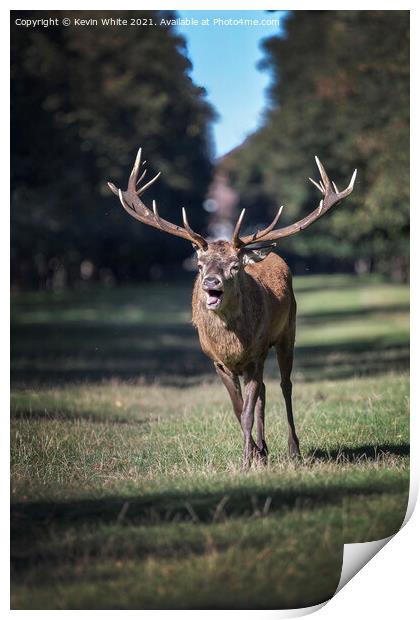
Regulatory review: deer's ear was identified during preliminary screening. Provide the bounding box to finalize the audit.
[193,243,205,254]
[242,244,276,265]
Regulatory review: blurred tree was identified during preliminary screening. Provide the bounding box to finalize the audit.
[11,10,215,289]
[226,10,409,280]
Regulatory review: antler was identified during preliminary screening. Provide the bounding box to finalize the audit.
[107,148,208,250]
[231,157,357,249]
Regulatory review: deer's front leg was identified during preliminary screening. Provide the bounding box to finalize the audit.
[214,363,261,460]
[242,363,263,469]
[255,382,268,464]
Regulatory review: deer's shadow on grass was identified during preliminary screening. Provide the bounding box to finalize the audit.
[11,441,410,574]
[11,443,409,532]
[11,466,408,543]
[10,407,153,426]
[308,443,410,463]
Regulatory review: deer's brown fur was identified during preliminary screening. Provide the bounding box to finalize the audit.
[188,240,300,466]
[107,147,356,468]
[192,244,295,376]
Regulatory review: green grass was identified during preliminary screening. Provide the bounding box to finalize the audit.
[10,274,409,609]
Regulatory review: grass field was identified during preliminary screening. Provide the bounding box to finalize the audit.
[11,273,409,609]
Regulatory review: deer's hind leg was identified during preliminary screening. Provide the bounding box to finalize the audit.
[275,331,301,458]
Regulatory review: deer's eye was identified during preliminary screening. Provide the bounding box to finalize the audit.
[230,262,240,275]
[197,263,203,271]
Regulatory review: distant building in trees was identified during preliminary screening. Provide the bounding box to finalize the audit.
[204,149,240,241]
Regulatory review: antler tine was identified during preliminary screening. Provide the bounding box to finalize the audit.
[246,206,284,245]
[108,147,157,197]
[308,177,324,193]
[152,198,171,232]
[118,188,127,210]
[107,181,119,196]
[182,208,195,236]
[117,189,149,223]
[347,169,358,192]
[108,147,208,250]
[137,171,161,196]
[332,168,357,199]
[315,155,331,193]
[315,156,331,190]
[232,206,284,248]
[231,209,246,248]
[151,199,170,230]
[137,168,148,185]
[260,204,283,233]
[126,147,160,196]
[311,160,357,199]
[236,158,356,247]
[128,147,142,191]
[152,199,162,222]
[182,208,208,247]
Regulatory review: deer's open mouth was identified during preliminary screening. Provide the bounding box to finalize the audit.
[206,289,224,309]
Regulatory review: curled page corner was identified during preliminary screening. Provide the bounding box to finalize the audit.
[335,478,416,597]
[335,536,393,595]
[270,601,326,618]
[270,539,391,618]
[402,473,417,527]
[273,533,397,618]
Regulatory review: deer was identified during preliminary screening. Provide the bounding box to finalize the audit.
[108,149,357,468]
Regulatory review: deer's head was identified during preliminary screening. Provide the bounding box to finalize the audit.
[195,240,275,311]
[108,148,356,312]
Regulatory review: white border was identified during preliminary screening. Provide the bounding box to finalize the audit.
[4,2,417,618]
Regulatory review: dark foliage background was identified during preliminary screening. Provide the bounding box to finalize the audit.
[11,10,409,289]
[224,10,409,280]
[11,10,215,289]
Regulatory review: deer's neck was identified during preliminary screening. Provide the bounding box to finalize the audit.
[192,272,262,369]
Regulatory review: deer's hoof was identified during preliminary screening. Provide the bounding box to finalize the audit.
[254,443,269,466]
[242,458,252,471]
[288,441,302,460]
[242,448,254,470]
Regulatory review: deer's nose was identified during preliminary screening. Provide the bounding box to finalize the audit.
[203,275,223,290]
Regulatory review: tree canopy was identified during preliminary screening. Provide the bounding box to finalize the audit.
[11,10,215,288]
[224,10,409,279]
[11,10,409,288]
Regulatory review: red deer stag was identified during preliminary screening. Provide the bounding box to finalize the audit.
[108,150,357,468]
